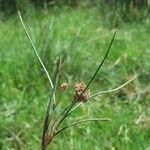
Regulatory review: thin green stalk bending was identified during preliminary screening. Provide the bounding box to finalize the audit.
[18,11,54,90]
[18,11,56,150]
[83,31,116,91]
[90,75,137,98]
[55,118,111,136]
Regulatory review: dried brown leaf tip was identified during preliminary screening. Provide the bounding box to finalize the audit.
[60,82,69,92]
[74,82,90,103]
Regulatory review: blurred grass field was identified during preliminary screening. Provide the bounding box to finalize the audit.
[0,6,150,150]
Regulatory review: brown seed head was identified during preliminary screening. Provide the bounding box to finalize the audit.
[60,82,68,92]
[74,82,90,102]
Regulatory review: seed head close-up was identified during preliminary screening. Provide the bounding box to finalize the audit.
[60,82,69,92]
[74,82,90,103]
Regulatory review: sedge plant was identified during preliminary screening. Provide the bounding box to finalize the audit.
[18,11,136,150]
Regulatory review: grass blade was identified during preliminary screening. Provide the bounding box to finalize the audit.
[56,118,111,136]
[18,11,54,90]
[90,75,137,98]
[84,31,117,91]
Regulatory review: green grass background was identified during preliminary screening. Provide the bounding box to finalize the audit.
[0,7,150,150]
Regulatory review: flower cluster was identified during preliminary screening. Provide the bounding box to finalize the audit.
[74,82,90,102]
[60,82,69,92]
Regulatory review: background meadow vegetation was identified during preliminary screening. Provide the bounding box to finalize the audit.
[0,1,150,150]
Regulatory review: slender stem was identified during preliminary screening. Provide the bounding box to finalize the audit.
[52,100,76,130]
[41,95,53,150]
[53,92,62,110]
[41,58,61,150]
[18,12,56,150]
[83,31,116,91]
[90,75,137,98]
[67,102,82,115]
[52,58,62,109]
[55,118,111,136]
[18,11,54,90]
[50,100,76,134]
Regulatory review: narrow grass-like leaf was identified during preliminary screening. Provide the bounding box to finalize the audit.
[52,58,62,109]
[18,11,56,150]
[41,58,61,150]
[18,11,54,90]
[90,75,137,98]
[55,118,111,136]
[83,31,117,91]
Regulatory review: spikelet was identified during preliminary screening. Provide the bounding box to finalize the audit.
[74,82,90,102]
[60,82,68,92]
